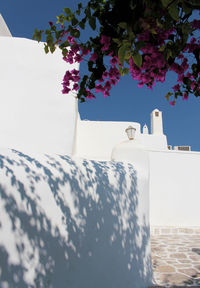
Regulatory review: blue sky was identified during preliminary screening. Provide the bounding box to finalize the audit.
[1,0,200,151]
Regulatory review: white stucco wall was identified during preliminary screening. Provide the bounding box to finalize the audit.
[0,149,152,288]
[0,36,78,154]
[75,118,168,160]
[149,150,200,227]
[75,119,141,160]
[139,134,168,150]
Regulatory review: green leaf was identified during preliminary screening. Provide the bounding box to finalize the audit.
[78,3,82,10]
[33,29,43,42]
[59,40,70,49]
[168,4,179,21]
[79,20,85,29]
[118,43,130,64]
[63,8,71,15]
[50,45,56,53]
[89,17,96,30]
[156,19,163,28]
[159,46,165,52]
[132,52,142,68]
[165,92,173,101]
[85,7,91,17]
[70,28,80,38]
[113,38,121,45]
[166,49,173,60]
[76,3,82,15]
[188,0,200,7]
[182,3,192,15]
[44,44,49,54]
[123,67,129,75]
[61,49,68,57]
[161,0,171,7]
[118,22,127,29]
[71,17,78,26]
[135,41,145,51]
[56,14,66,25]
[128,31,135,40]
[75,29,80,38]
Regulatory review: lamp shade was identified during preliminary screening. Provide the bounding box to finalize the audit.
[125,126,136,140]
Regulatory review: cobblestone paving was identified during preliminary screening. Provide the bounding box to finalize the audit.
[151,231,200,287]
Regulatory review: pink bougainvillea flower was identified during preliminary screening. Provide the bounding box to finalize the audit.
[178,54,184,59]
[104,80,112,90]
[71,44,80,53]
[173,84,180,92]
[170,100,175,106]
[72,75,80,82]
[73,83,79,91]
[80,47,90,56]
[192,20,200,29]
[74,54,82,63]
[62,86,71,94]
[191,82,195,90]
[100,35,111,51]
[182,93,188,101]
[86,89,96,99]
[102,71,108,79]
[103,90,110,97]
[138,82,144,88]
[71,69,79,75]
[110,56,118,66]
[110,79,118,86]
[89,52,98,62]
[95,84,104,93]
[67,36,74,44]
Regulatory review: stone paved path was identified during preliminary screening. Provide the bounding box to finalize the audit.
[151,229,200,287]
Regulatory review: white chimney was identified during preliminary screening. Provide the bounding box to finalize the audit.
[151,109,163,135]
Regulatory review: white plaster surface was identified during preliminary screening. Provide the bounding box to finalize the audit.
[0,148,152,288]
[75,118,167,160]
[139,134,168,151]
[0,36,78,154]
[111,139,150,235]
[75,119,141,160]
[149,150,200,227]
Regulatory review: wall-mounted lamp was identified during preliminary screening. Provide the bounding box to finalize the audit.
[125,126,136,140]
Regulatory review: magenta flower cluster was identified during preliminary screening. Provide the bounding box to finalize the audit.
[129,27,175,90]
[95,57,120,97]
[62,34,121,99]
[61,24,199,104]
[62,69,80,94]
[128,25,200,105]
[100,35,111,51]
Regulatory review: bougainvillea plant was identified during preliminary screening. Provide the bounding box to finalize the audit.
[33,0,200,105]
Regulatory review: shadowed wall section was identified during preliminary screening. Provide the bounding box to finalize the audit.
[0,149,152,288]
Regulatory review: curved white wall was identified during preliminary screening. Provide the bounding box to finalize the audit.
[0,149,152,288]
[149,150,200,227]
[0,36,78,154]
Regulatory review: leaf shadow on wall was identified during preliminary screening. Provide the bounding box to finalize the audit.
[0,149,152,288]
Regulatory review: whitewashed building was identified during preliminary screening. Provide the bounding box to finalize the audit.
[0,14,199,288]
